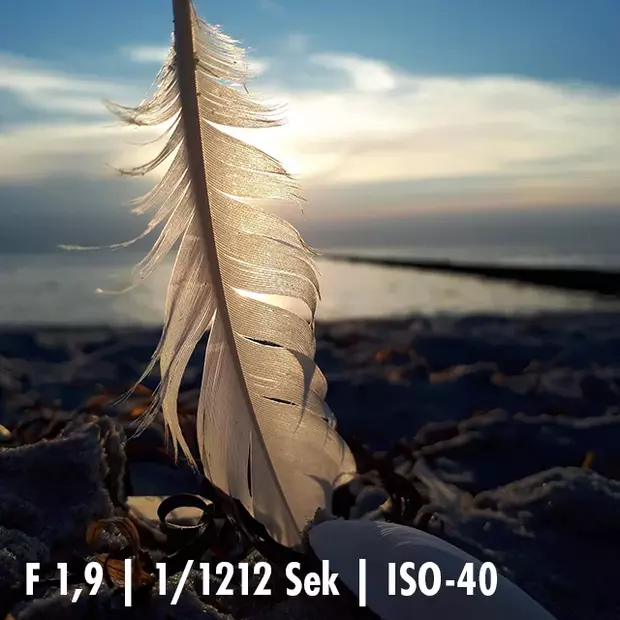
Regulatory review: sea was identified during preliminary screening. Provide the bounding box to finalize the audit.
[2,228,620,326]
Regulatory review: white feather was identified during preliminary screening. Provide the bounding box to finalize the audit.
[309,520,557,620]
[104,0,356,547]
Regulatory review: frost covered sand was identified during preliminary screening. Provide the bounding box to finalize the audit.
[1,312,620,619]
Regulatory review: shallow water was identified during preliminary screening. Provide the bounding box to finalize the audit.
[0,252,619,326]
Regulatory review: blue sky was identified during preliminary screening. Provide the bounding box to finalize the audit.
[3,0,620,84]
[1,0,620,248]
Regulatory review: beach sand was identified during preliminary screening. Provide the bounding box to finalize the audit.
[1,311,619,619]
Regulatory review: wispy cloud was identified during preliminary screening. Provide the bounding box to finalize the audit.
[0,52,155,182]
[123,45,171,64]
[240,54,620,196]
[311,54,398,92]
[248,58,270,77]
[2,48,620,216]
[0,121,140,182]
[0,53,129,117]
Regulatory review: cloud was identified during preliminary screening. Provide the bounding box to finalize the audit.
[0,53,130,117]
[123,45,171,64]
[311,54,398,92]
[248,58,270,77]
[0,52,159,183]
[0,120,160,183]
[2,48,620,217]
[239,55,620,198]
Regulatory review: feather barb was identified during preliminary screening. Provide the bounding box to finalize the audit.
[105,0,356,548]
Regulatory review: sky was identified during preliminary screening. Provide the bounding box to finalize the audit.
[1,0,620,250]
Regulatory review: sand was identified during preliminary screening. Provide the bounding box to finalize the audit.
[1,311,619,619]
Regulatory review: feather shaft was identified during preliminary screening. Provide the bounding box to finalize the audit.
[171,0,298,533]
[96,0,356,549]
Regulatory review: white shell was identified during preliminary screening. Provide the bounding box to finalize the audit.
[308,520,557,620]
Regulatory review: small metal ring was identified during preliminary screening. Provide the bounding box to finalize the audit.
[157,493,213,534]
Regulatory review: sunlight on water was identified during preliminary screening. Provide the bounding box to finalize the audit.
[0,252,619,326]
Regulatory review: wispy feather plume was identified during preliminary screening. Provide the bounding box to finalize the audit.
[104,0,356,547]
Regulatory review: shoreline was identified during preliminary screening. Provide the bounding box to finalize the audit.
[2,306,620,331]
